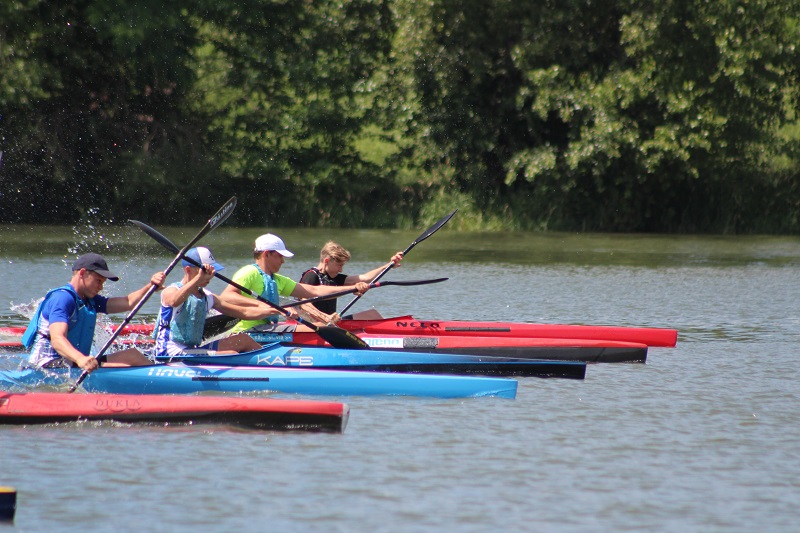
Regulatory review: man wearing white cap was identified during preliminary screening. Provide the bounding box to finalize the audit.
[154,247,276,356]
[220,233,371,334]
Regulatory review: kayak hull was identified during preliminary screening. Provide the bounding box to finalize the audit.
[0,391,349,432]
[1,321,659,361]
[159,343,587,379]
[1,336,644,364]
[248,332,647,364]
[1,365,518,399]
[336,315,677,347]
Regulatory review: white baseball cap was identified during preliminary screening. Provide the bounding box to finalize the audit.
[182,247,224,271]
[254,233,294,257]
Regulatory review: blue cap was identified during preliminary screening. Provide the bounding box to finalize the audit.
[182,247,224,271]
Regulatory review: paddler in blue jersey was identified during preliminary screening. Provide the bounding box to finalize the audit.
[24,253,166,371]
[153,246,273,357]
[219,233,372,333]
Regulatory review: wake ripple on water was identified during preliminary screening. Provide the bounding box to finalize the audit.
[1,236,800,531]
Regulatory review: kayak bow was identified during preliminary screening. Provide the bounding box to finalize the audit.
[0,391,349,432]
[2,364,518,399]
[337,315,678,348]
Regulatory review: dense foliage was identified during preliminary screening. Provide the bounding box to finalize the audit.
[1,0,799,232]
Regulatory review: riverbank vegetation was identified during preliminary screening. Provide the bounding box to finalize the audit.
[1,1,799,233]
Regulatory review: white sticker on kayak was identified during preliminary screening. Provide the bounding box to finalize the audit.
[365,338,404,348]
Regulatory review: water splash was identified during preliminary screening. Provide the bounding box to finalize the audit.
[67,207,122,256]
[91,316,156,361]
[10,298,43,320]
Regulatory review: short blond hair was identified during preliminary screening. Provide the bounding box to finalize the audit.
[320,241,351,263]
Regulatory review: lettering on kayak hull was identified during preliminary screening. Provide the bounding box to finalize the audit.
[147,368,200,378]
[395,321,441,329]
[365,338,405,349]
[255,354,314,366]
[365,337,439,349]
[94,398,143,413]
[394,320,511,333]
[248,333,294,344]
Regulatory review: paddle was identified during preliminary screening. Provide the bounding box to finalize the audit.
[130,220,370,350]
[200,278,448,338]
[202,314,242,339]
[282,278,450,308]
[68,196,237,392]
[338,209,457,316]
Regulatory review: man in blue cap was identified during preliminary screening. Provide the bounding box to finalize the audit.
[25,252,166,371]
[153,247,273,357]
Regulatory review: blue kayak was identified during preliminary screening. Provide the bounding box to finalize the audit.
[0,364,517,399]
[158,343,586,379]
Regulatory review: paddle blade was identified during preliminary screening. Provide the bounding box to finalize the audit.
[282,278,449,308]
[208,196,237,233]
[340,210,457,316]
[71,198,238,393]
[133,196,235,257]
[316,326,370,349]
[203,315,241,340]
[130,220,181,254]
[375,278,449,287]
[177,196,237,252]
[410,209,457,249]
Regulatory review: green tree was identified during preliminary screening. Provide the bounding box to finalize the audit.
[189,0,400,227]
[407,0,800,232]
[0,1,212,224]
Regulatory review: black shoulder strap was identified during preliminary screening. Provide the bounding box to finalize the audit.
[300,267,324,285]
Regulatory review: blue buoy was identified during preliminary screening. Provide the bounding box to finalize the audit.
[0,486,16,522]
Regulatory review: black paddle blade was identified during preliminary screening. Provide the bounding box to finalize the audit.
[339,210,457,316]
[71,198,238,393]
[203,315,241,340]
[411,209,457,249]
[207,196,237,233]
[130,197,235,256]
[131,220,181,254]
[282,278,450,308]
[316,326,370,349]
[375,278,449,287]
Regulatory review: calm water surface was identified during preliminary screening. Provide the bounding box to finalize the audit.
[1,225,799,532]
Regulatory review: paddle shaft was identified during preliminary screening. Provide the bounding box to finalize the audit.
[130,220,369,349]
[338,209,457,315]
[174,253,341,333]
[283,278,449,308]
[69,197,237,392]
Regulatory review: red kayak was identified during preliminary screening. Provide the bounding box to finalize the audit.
[1,317,678,347]
[256,331,649,363]
[0,318,661,362]
[1,325,153,338]
[0,392,349,432]
[0,317,679,347]
[335,315,678,348]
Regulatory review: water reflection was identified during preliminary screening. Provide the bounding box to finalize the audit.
[3,226,800,531]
